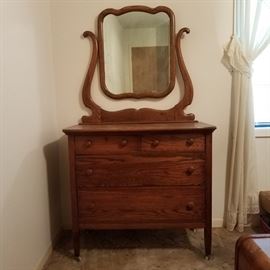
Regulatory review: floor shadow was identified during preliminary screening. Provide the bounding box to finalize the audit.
[55,229,205,259]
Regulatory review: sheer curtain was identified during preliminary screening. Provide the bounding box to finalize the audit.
[223,0,270,231]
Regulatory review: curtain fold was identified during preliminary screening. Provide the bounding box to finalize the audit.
[223,0,270,232]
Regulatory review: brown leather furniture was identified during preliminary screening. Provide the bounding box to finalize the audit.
[235,234,270,270]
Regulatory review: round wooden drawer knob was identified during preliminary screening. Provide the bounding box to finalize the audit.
[86,169,93,176]
[120,139,128,147]
[186,202,194,211]
[86,140,92,147]
[185,166,195,176]
[90,202,95,208]
[186,138,194,147]
[151,139,160,147]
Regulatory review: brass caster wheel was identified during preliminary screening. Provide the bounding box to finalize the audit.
[205,255,211,260]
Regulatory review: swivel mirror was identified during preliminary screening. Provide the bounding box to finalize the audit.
[81,5,195,123]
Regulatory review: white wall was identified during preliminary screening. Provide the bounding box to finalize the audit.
[256,129,270,191]
[1,1,61,270]
[51,0,233,228]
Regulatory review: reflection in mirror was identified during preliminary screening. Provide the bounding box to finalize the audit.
[103,11,170,97]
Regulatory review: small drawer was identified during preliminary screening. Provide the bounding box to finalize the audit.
[76,156,205,188]
[141,134,205,152]
[78,187,205,225]
[75,135,138,154]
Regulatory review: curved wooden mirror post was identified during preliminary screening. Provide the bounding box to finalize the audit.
[81,6,195,124]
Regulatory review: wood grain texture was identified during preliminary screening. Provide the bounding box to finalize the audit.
[75,135,139,154]
[76,155,206,188]
[141,134,205,153]
[63,122,216,135]
[78,187,205,225]
[81,31,101,123]
[74,133,205,155]
[175,28,194,114]
[65,122,215,257]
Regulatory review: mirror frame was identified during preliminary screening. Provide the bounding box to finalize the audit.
[98,5,176,99]
[80,5,195,124]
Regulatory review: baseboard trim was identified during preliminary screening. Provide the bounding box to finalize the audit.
[35,244,53,270]
[212,218,224,228]
[34,229,63,270]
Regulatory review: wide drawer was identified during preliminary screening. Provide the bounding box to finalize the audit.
[141,134,205,152]
[76,155,205,188]
[75,135,138,154]
[78,187,205,225]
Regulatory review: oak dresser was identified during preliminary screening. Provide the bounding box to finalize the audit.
[63,5,216,258]
[63,122,215,257]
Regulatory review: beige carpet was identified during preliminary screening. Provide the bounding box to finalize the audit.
[43,228,256,270]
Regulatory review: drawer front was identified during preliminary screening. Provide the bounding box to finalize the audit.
[78,187,205,225]
[75,135,138,154]
[141,134,205,152]
[76,156,205,188]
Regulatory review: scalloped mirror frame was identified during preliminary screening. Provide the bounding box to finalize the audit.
[98,6,176,99]
[81,5,195,124]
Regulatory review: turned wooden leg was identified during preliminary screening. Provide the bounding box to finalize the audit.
[73,231,80,257]
[204,226,212,259]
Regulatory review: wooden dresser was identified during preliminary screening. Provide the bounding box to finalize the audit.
[63,122,215,257]
[63,5,216,258]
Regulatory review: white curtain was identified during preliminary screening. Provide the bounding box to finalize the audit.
[223,0,270,231]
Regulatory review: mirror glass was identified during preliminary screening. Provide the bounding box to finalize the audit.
[102,11,171,98]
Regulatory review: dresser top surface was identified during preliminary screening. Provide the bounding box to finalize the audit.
[63,121,216,135]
